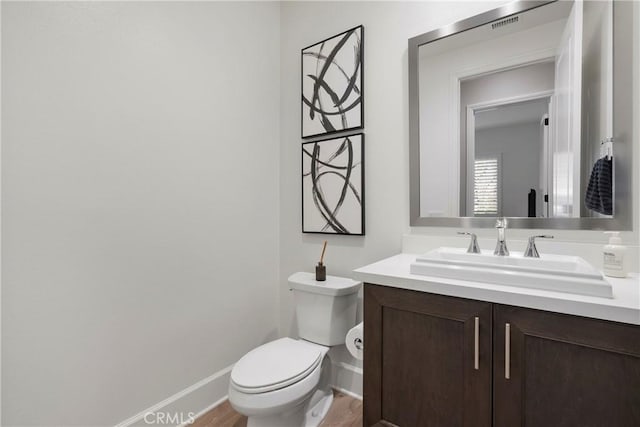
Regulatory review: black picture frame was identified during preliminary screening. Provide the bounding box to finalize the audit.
[301,25,364,139]
[301,133,365,235]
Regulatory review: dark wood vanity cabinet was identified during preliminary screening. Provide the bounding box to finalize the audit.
[493,305,640,427]
[364,284,640,427]
[363,284,492,427]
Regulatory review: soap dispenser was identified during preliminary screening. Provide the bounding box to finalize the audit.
[603,232,627,278]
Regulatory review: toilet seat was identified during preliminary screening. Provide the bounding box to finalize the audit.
[231,338,323,394]
[228,351,328,419]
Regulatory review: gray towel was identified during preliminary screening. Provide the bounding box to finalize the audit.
[585,157,612,215]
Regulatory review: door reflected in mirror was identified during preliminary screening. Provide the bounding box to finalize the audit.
[417,0,614,219]
[467,96,551,218]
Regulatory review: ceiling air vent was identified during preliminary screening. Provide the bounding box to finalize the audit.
[491,16,519,30]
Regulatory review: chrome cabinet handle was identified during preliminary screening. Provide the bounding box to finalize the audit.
[505,323,511,379]
[474,317,480,370]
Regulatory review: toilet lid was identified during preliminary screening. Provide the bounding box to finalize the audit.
[231,338,323,393]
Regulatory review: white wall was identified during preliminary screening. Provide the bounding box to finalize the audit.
[1,2,280,425]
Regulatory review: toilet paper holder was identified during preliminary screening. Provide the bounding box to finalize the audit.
[354,337,363,350]
[346,322,364,360]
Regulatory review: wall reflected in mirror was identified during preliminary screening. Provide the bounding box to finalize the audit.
[418,0,613,219]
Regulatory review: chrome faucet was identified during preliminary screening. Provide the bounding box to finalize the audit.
[494,217,509,256]
[524,235,554,258]
[458,232,481,254]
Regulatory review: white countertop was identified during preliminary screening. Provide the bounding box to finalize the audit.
[353,253,640,325]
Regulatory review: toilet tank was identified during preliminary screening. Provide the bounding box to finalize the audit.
[288,272,361,346]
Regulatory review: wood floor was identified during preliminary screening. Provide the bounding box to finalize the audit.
[192,390,362,427]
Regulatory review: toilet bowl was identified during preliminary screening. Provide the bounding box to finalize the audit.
[229,338,333,427]
[228,272,361,427]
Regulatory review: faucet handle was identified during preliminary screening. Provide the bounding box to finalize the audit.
[457,232,481,254]
[524,235,554,258]
[495,217,508,228]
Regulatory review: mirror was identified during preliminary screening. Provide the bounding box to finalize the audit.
[409,0,634,229]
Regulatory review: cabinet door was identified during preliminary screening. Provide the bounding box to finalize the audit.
[364,284,492,427]
[494,305,640,427]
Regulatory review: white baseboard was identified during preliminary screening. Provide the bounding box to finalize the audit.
[115,365,233,427]
[330,361,363,399]
[114,358,363,427]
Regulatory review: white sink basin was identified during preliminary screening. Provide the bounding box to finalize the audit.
[410,247,612,298]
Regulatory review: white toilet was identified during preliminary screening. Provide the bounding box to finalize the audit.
[228,272,361,427]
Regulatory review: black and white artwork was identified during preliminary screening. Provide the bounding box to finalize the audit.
[301,26,363,138]
[302,134,364,235]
